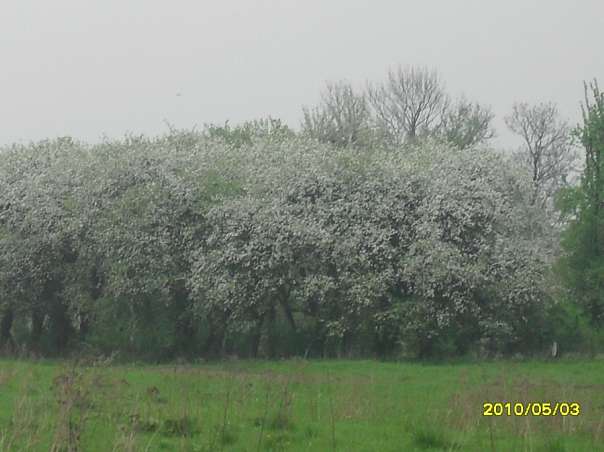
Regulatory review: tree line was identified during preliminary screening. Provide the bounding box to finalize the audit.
[0,67,601,360]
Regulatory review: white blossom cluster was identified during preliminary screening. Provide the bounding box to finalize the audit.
[0,130,556,357]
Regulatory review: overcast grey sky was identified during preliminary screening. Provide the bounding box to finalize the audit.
[1,0,602,149]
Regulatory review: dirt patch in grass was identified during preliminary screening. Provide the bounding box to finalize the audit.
[0,369,15,386]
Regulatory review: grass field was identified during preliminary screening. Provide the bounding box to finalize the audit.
[0,358,603,451]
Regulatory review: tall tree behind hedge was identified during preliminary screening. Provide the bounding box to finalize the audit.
[559,80,604,325]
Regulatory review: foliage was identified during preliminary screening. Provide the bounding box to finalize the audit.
[188,138,554,358]
[203,117,295,149]
[0,120,565,359]
[437,96,495,149]
[558,80,604,326]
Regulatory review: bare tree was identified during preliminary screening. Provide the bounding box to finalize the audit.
[302,81,373,149]
[305,67,494,151]
[367,66,449,146]
[438,96,495,149]
[505,102,578,206]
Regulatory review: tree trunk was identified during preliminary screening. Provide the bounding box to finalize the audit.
[30,308,44,352]
[171,280,196,355]
[250,314,263,358]
[279,297,297,333]
[43,278,72,354]
[79,314,89,341]
[341,330,352,358]
[0,307,14,350]
[266,305,277,359]
[203,313,228,359]
[50,299,71,353]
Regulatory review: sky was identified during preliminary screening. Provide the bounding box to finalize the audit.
[1,0,602,149]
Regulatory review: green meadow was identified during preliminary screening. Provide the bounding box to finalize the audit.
[0,358,603,451]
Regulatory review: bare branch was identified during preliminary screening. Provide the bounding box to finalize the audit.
[505,101,578,206]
